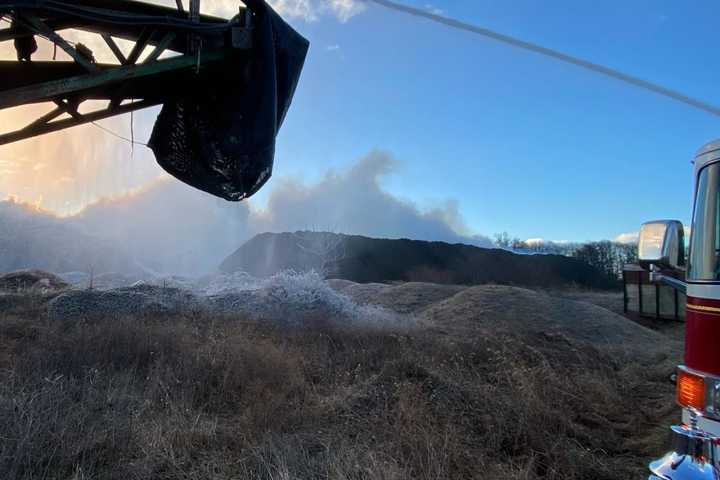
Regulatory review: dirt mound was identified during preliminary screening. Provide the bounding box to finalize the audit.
[547,288,627,316]
[335,282,390,305]
[325,278,356,292]
[220,231,617,289]
[326,281,668,358]
[47,286,199,322]
[371,282,467,313]
[334,282,467,314]
[0,269,68,293]
[45,272,402,327]
[0,280,678,480]
[419,285,668,357]
[40,274,665,360]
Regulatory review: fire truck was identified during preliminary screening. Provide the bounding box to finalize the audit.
[642,140,720,479]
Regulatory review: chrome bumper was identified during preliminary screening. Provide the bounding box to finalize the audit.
[649,414,720,479]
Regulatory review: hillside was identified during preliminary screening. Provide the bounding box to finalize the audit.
[220,231,616,289]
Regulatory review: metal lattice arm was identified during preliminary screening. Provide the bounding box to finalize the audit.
[0,0,254,145]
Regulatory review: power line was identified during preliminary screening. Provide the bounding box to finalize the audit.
[366,0,720,118]
[91,121,148,147]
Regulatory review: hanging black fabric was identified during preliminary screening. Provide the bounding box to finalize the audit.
[148,0,309,201]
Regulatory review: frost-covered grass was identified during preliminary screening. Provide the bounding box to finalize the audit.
[257,270,404,327]
[57,270,407,328]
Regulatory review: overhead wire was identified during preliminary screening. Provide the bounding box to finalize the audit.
[91,121,148,147]
[365,0,720,118]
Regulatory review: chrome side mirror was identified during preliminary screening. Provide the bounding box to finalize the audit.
[638,220,686,270]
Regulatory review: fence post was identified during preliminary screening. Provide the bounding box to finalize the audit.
[623,269,628,313]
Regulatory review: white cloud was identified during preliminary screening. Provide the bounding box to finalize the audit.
[268,0,365,22]
[524,237,572,246]
[324,0,366,21]
[141,0,365,22]
[424,4,444,15]
[205,0,365,22]
[614,232,639,244]
[266,0,318,21]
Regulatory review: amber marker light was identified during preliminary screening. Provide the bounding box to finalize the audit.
[677,369,705,411]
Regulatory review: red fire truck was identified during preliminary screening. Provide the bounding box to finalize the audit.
[642,140,720,479]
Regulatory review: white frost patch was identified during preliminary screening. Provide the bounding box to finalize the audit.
[58,269,407,328]
[195,271,263,295]
[259,270,404,326]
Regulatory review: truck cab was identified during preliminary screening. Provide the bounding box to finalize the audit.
[645,140,720,479]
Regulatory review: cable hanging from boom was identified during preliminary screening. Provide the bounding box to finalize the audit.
[366,0,720,118]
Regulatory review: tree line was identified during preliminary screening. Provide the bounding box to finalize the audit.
[493,233,638,285]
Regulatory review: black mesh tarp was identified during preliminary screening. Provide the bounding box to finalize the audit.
[148,0,309,201]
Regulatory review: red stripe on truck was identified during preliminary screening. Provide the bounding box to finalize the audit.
[686,296,720,376]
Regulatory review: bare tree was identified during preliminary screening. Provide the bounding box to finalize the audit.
[493,232,511,249]
[293,231,347,278]
[573,240,638,284]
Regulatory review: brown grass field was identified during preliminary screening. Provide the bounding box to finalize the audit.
[0,292,680,480]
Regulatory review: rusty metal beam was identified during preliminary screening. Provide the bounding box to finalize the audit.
[0,1,229,54]
[0,98,159,145]
[0,19,75,42]
[26,106,64,129]
[0,61,113,89]
[124,28,151,65]
[17,14,100,73]
[143,32,176,64]
[189,0,200,53]
[0,59,229,103]
[0,49,225,109]
[2,0,226,25]
[101,34,126,64]
[54,99,81,119]
[190,0,201,23]
[0,0,254,146]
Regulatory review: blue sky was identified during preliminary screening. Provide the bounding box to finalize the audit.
[265,0,720,242]
[3,0,720,244]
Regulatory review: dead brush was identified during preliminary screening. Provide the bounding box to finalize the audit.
[0,307,675,480]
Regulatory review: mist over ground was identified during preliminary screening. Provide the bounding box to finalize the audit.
[1,151,492,275]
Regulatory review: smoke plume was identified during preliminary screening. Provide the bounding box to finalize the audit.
[1,151,491,275]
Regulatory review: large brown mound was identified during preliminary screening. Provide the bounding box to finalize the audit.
[419,285,668,357]
[326,281,671,358]
[220,231,616,289]
[339,281,467,314]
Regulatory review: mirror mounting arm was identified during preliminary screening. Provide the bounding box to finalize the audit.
[649,264,687,294]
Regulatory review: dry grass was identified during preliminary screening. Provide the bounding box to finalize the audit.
[0,300,678,480]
